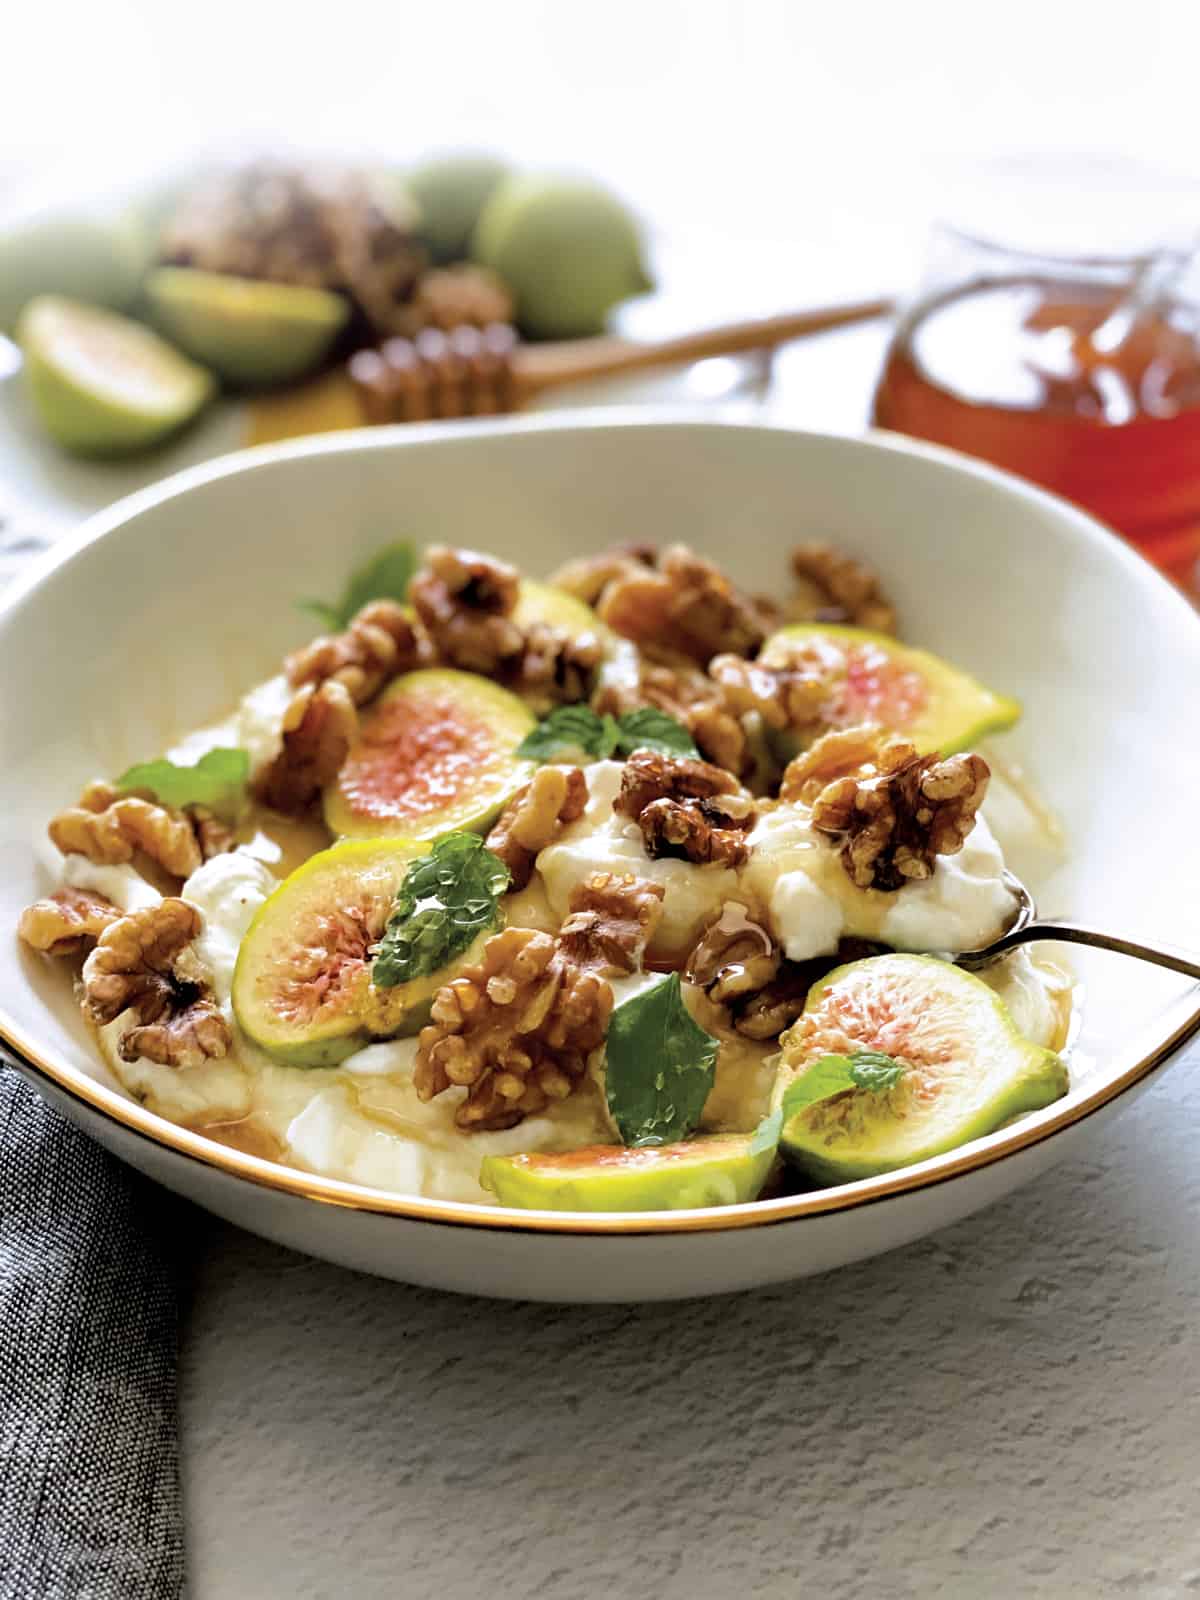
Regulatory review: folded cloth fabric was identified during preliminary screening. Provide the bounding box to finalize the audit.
[0,1055,184,1600]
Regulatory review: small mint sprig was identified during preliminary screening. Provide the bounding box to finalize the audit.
[116,747,249,822]
[517,703,698,764]
[605,972,720,1147]
[750,1049,909,1154]
[371,832,510,989]
[297,540,417,630]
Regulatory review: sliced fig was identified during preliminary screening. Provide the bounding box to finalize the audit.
[480,1133,776,1212]
[760,622,1019,756]
[232,838,488,1066]
[773,952,1067,1183]
[324,668,534,840]
[145,267,349,387]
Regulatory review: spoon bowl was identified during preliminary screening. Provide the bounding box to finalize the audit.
[956,870,1200,983]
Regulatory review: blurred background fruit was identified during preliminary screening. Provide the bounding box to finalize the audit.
[406,152,510,265]
[471,174,651,339]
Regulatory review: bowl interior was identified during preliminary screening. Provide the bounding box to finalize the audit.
[3,414,1199,1218]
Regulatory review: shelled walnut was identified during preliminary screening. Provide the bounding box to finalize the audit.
[402,264,514,334]
[596,544,769,665]
[786,726,989,891]
[82,899,231,1068]
[18,887,120,957]
[254,679,357,814]
[685,905,780,1006]
[709,642,844,737]
[48,781,230,880]
[285,598,423,705]
[486,766,588,890]
[409,545,524,673]
[614,750,756,867]
[511,621,606,709]
[549,544,658,607]
[415,872,664,1131]
[789,542,897,634]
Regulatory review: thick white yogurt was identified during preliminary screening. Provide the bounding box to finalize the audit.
[283,1033,613,1202]
[538,761,740,957]
[180,849,277,1018]
[60,854,162,914]
[879,815,1017,954]
[168,673,293,779]
[745,804,1017,960]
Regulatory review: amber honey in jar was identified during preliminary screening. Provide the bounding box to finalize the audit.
[872,228,1200,588]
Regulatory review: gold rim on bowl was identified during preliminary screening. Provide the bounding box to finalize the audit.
[4,414,1199,1237]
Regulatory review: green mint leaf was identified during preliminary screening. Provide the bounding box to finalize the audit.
[605,972,720,1147]
[341,542,418,619]
[116,747,250,821]
[516,704,621,763]
[846,1050,908,1093]
[371,832,510,989]
[296,598,344,630]
[296,540,417,630]
[614,707,699,759]
[779,1048,908,1120]
[517,703,697,764]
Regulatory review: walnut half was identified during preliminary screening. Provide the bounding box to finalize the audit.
[254,678,358,815]
[485,766,588,890]
[82,899,231,1068]
[786,726,990,891]
[614,749,756,868]
[48,780,232,881]
[18,887,120,958]
[595,544,769,666]
[789,542,897,634]
[415,871,664,1131]
[409,545,524,673]
[685,904,780,1006]
[286,598,423,706]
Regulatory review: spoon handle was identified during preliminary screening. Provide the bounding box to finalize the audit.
[977,919,1200,983]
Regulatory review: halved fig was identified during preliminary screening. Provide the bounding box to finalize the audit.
[324,668,534,840]
[760,622,1019,756]
[232,838,487,1066]
[774,952,1067,1184]
[480,1133,776,1212]
[145,266,349,387]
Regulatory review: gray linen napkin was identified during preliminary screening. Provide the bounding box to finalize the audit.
[1,501,185,1599]
[0,1059,185,1600]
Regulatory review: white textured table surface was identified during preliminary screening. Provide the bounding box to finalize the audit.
[181,1046,1200,1599]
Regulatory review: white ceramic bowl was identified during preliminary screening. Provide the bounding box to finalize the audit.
[4,413,1199,1302]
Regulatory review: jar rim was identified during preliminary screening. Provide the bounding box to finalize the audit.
[930,219,1164,273]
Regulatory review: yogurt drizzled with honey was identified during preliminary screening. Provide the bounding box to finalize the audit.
[69,687,1064,1206]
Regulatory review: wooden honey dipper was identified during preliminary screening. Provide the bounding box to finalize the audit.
[346,296,892,423]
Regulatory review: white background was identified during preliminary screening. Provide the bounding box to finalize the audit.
[3,0,1199,247]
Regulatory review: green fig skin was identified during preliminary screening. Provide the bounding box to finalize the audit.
[145,267,349,387]
[17,295,214,457]
[775,954,1068,1185]
[407,153,510,264]
[231,837,490,1067]
[760,622,1021,760]
[0,208,149,335]
[481,1133,776,1212]
[471,174,653,340]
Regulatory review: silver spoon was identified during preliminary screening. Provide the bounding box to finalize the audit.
[955,871,1200,982]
